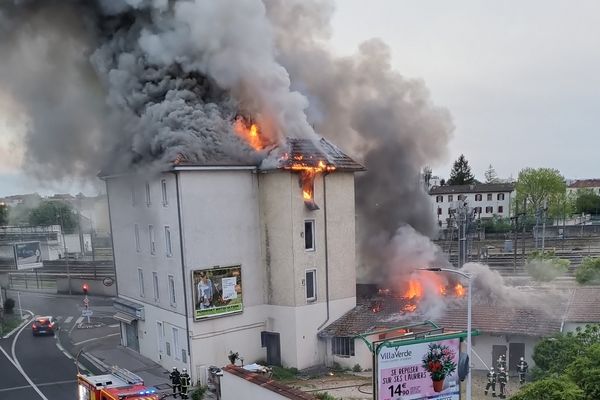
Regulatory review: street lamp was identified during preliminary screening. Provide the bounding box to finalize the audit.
[419,267,472,400]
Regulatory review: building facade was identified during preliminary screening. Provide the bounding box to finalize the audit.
[103,139,362,383]
[429,183,515,228]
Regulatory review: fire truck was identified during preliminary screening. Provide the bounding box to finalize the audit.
[77,366,163,400]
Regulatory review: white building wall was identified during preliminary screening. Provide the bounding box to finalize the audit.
[431,191,515,226]
[221,371,291,400]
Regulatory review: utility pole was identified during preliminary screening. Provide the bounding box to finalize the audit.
[541,200,547,253]
[58,211,72,295]
[513,200,519,272]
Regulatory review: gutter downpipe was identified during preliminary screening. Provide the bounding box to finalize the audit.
[317,174,330,331]
[174,172,193,375]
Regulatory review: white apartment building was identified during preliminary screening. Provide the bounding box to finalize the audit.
[567,179,600,196]
[102,138,363,383]
[429,183,515,227]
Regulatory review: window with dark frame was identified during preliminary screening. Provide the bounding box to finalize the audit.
[487,193,493,201]
[304,220,315,251]
[448,195,453,202]
[145,182,151,206]
[161,179,168,206]
[153,272,159,301]
[168,275,176,306]
[332,337,355,357]
[486,206,493,213]
[138,268,144,297]
[134,224,140,252]
[165,226,172,257]
[497,193,505,200]
[436,195,443,203]
[305,269,317,301]
[475,194,482,201]
[437,207,442,215]
[498,206,504,213]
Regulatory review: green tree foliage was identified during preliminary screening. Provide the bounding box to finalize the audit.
[0,203,8,226]
[28,201,76,233]
[565,344,600,400]
[525,250,570,282]
[516,168,567,219]
[447,154,475,185]
[575,257,600,285]
[484,164,499,183]
[511,377,584,400]
[480,216,512,233]
[574,189,600,215]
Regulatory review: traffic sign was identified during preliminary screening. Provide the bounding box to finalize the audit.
[83,297,89,305]
[82,309,93,317]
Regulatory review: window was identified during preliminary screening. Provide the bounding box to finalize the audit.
[161,179,168,206]
[168,275,176,305]
[153,272,159,301]
[304,220,315,251]
[437,207,442,215]
[138,268,144,297]
[172,327,180,360]
[305,269,317,301]
[497,193,505,201]
[157,321,164,354]
[475,194,482,201]
[165,226,172,257]
[134,224,140,252]
[145,182,151,206]
[149,225,156,255]
[487,193,493,201]
[486,206,493,214]
[474,207,482,214]
[448,208,453,215]
[457,194,464,201]
[498,206,504,213]
[131,183,136,206]
[332,337,355,357]
[448,195,453,202]
[436,195,443,203]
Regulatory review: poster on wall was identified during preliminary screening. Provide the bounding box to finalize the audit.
[192,266,243,320]
[376,337,461,400]
[14,241,43,270]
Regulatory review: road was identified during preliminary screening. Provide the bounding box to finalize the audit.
[0,291,114,400]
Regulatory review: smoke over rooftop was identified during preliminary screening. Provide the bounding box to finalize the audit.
[0,0,454,282]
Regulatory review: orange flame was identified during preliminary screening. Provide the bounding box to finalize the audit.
[439,285,447,296]
[403,304,417,313]
[403,279,423,300]
[454,283,466,297]
[233,118,269,150]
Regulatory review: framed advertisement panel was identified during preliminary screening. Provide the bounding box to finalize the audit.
[375,336,461,400]
[14,241,43,270]
[192,266,242,321]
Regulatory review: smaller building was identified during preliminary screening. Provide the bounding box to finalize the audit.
[222,365,316,400]
[567,179,600,196]
[429,183,515,228]
[562,287,600,332]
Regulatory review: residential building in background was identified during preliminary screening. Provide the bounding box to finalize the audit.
[429,183,516,228]
[102,138,363,384]
[567,179,600,196]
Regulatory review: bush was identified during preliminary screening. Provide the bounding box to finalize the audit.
[526,250,569,281]
[352,363,362,372]
[480,217,512,234]
[511,377,584,400]
[315,392,338,400]
[271,366,298,381]
[3,298,15,314]
[191,386,207,400]
[575,257,600,284]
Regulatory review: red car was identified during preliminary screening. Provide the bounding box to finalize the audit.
[32,316,58,336]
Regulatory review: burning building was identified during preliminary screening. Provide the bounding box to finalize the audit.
[101,135,363,383]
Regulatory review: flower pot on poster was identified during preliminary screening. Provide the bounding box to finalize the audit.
[432,377,445,392]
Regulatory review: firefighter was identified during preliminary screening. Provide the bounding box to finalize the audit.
[496,354,507,370]
[170,367,181,398]
[497,367,508,399]
[484,367,497,397]
[180,368,191,399]
[517,357,528,384]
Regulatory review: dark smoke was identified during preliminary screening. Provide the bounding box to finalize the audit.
[264,0,454,280]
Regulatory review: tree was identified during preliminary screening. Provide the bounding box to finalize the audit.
[565,343,600,399]
[447,154,475,185]
[28,201,76,233]
[575,257,600,285]
[0,203,8,226]
[484,164,499,183]
[516,168,566,218]
[511,377,584,400]
[574,189,600,215]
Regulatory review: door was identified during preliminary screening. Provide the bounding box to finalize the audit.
[125,321,140,352]
[509,342,525,374]
[492,345,507,369]
[261,331,281,366]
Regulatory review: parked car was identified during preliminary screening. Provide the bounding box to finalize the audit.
[32,316,58,336]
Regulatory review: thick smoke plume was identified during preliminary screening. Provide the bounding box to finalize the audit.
[1,0,454,282]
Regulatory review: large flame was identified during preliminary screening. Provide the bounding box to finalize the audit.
[233,117,269,150]
[404,279,423,300]
[396,271,466,313]
[454,283,466,297]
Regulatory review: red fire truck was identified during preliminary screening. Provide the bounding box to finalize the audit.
[77,366,162,400]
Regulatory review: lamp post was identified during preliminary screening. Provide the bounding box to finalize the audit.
[419,267,472,400]
[57,211,72,295]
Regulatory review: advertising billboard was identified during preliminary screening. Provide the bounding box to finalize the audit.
[192,266,242,320]
[14,241,43,270]
[376,337,461,400]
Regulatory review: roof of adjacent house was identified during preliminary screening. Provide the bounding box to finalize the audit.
[568,179,600,189]
[277,138,365,171]
[320,288,570,338]
[429,183,515,195]
[223,365,316,400]
[564,287,600,323]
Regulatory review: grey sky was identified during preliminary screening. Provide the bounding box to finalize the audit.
[1,0,599,196]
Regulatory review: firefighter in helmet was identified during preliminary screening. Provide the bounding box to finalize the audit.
[517,357,528,384]
[170,367,181,398]
[180,368,191,399]
[484,366,497,397]
[496,354,507,370]
[497,366,508,399]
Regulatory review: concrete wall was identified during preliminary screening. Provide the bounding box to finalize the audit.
[221,370,290,400]
[56,277,117,296]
